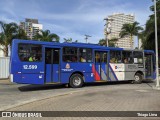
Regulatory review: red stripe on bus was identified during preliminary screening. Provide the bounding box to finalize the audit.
[92,64,100,81]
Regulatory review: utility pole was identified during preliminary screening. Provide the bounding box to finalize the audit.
[154,0,160,89]
[84,35,91,43]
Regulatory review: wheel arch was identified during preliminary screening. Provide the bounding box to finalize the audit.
[69,71,85,82]
[135,71,144,79]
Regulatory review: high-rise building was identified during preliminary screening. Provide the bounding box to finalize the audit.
[20,18,43,39]
[107,13,135,48]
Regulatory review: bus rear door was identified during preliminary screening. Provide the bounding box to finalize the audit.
[94,50,109,81]
[45,47,60,83]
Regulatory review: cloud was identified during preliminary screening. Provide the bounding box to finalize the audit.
[0,0,153,47]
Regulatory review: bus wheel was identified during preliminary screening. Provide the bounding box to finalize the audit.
[133,73,142,84]
[69,74,84,88]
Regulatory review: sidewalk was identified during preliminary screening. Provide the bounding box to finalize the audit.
[0,79,11,84]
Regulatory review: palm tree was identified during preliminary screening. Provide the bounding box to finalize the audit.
[63,38,72,42]
[98,38,118,47]
[34,30,60,42]
[0,21,28,57]
[119,21,143,48]
[0,21,18,57]
[14,28,28,40]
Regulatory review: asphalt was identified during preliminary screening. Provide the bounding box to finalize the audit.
[1,79,160,120]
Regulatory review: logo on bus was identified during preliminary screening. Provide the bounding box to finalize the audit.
[61,63,73,72]
[66,63,70,69]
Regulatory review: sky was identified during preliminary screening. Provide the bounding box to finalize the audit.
[0,0,153,47]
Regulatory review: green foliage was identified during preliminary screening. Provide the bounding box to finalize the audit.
[141,0,160,52]
[98,38,118,47]
[64,38,72,42]
[63,38,78,42]
[119,22,143,48]
[34,30,60,42]
[0,21,28,57]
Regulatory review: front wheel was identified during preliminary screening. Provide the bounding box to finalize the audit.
[69,74,84,88]
[133,73,143,84]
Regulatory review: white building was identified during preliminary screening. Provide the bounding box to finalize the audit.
[107,13,135,48]
[20,18,43,39]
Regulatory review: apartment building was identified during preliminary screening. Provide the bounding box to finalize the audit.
[107,13,135,48]
[20,18,43,39]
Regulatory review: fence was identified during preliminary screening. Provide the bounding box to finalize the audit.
[0,57,10,79]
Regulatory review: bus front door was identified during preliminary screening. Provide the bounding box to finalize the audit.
[145,53,153,78]
[94,51,108,81]
[45,48,60,83]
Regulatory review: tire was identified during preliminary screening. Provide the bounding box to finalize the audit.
[133,73,143,84]
[69,74,84,88]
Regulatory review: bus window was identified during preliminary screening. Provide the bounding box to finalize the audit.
[133,51,143,64]
[95,52,100,63]
[101,52,107,63]
[18,44,42,62]
[122,51,133,64]
[63,47,78,62]
[79,48,92,62]
[30,45,42,61]
[110,51,121,63]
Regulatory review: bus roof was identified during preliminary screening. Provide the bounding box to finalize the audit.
[12,39,154,53]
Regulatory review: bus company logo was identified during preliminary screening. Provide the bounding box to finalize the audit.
[66,63,70,69]
[115,66,118,69]
[115,65,122,69]
[62,63,73,72]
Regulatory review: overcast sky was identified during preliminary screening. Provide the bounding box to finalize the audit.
[0,0,153,46]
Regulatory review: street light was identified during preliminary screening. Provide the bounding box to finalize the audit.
[154,0,160,89]
[84,35,91,43]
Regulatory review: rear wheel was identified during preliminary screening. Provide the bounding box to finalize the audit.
[133,73,143,84]
[69,74,84,88]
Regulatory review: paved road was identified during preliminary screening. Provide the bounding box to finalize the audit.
[1,80,160,120]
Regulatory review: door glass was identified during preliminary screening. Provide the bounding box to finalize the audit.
[95,52,100,63]
[101,52,107,63]
[45,48,52,64]
[53,49,59,64]
[145,54,152,76]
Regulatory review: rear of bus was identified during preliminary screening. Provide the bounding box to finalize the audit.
[10,39,45,84]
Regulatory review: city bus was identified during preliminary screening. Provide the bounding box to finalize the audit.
[10,39,156,88]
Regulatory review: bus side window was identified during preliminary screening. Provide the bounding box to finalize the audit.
[18,44,30,61]
[122,51,133,64]
[63,47,78,62]
[133,51,143,64]
[18,44,42,62]
[79,48,92,62]
[110,51,121,63]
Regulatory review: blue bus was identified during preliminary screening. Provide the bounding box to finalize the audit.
[10,39,156,88]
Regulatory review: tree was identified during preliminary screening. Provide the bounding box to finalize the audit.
[98,38,118,47]
[98,39,106,46]
[14,28,28,40]
[0,21,28,57]
[63,38,78,43]
[141,0,160,51]
[34,30,60,42]
[64,38,72,42]
[119,21,143,48]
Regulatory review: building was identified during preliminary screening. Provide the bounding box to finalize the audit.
[107,13,135,48]
[20,18,43,39]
